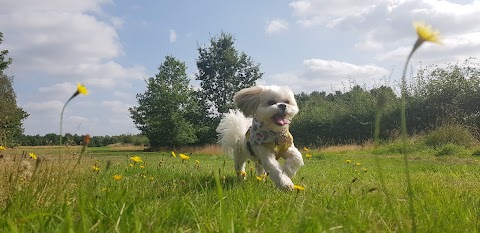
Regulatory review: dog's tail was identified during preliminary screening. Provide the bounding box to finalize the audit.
[216,109,251,158]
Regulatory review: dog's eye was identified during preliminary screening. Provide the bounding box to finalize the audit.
[285,100,290,104]
[267,100,276,106]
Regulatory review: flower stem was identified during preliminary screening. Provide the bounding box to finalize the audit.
[400,40,421,233]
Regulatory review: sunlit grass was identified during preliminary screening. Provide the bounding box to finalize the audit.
[1,145,479,232]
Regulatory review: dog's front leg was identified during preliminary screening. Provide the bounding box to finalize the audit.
[258,149,294,190]
[282,145,304,178]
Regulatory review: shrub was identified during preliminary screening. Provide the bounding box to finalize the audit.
[423,124,477,148]
[434,143,466,156]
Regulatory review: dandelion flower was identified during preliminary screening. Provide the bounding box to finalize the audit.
[113,174,123,181]
[294,184,305,191]
[92,165,100,171]
[171,151,176,158]
[241,171,247,177]
[130,156,143,163]
[140,165,145,169]
[346,159,352,164]
[59,83,89,146]
[306,153,312,159]
[0,145,5,151]
[195,160,200,164]
[129,163,134,167]
[179,153,189,161]
[76,83,88,95]
[413,21,441,45]
[303,146,309,152]
[355,162,361,166]
[29,152,37,160]
[256,174,267,181]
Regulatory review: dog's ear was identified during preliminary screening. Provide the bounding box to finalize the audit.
[234,86,263,117]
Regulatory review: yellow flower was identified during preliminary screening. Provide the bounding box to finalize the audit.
[113,174,123,181]
[195,160,200,164]
[29,152,37,160]
[149,176,154,181]
[92,165,100,171]
[171,151,176,158]
[0,146,5,151]
[294,185,305,191]
[179,153,190,161]
[355,162,361,166]
[140,165,145,169]
[256,174,267,181]
[241,171,247,177]
[306,153,312,159]
[346,159,352,164]
[130,156,143,163]
[303,146,309,152]
[129,163,134,167]
[413,21,441,44]
[77,83,88,95]
[362,168,368,172]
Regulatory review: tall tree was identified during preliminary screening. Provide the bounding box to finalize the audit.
[129,56,198,148]
[0,32,29,147]
[196,32,263,116]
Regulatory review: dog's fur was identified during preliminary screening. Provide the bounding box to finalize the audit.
[216,85,304,190]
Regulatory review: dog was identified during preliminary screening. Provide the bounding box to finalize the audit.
[216,85,304,190]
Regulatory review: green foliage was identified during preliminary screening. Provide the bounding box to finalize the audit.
[129,56,198,148]
[408,59,480,132]
[292,85,396,146]
[196,32,263,116]
[0,32,29,147]
[434,143,466,156]
[423,124,477,148]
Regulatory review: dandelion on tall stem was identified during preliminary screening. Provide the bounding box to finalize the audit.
[400,21,441,233]
[59,83,88,147]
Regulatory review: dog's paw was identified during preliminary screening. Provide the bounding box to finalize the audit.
[278,176,294,191]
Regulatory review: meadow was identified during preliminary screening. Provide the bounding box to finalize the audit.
[1,143,479,232]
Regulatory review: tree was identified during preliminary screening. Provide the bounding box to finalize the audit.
[196,32,263,116]
[0,32,29,147]
[129,56,198,148]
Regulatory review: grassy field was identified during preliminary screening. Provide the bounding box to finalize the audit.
[1,143,480,232]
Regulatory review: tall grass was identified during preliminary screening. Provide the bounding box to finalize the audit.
[1,145,480,232]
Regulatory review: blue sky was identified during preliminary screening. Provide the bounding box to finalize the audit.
[1,0,479,136]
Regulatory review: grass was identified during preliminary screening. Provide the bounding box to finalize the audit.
[1,144,480,232]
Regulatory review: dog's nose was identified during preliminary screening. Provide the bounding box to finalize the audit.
[278,103,286,111]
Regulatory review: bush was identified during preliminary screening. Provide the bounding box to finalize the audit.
[423,124,477,148]
[434,143,466,156]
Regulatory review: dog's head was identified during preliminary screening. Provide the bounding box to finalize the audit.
[234,85,298,128]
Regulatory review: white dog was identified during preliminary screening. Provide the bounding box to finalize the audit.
[216,85,304,190]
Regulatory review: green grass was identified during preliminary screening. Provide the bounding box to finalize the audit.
[1,145,480,232]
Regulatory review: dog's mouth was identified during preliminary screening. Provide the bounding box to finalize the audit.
[272,113,290,126]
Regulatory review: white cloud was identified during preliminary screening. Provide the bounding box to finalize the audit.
[289,0,480,67]
[265,19,289,35]
[264,59,390,93]
[170,29,177,43]
[0,1,145,88]
[102,100,133,113]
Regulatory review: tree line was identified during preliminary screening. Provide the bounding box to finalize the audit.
[18,133,148,147]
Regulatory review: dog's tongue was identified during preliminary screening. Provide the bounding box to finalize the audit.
[273,114,290,126]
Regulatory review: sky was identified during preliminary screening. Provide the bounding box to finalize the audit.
[1,0,479,136]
